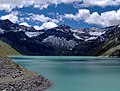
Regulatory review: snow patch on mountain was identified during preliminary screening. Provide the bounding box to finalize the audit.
[118,25,120,28]
[73,33,83,40]
[25,32,42,38]
[55,29,65,32]
[89,31,106,36]
[42,36,78,49]
[85,37,97,41]
[71,29,85,33]
[0,28,5,34]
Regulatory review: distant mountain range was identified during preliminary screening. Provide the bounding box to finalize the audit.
[0,19,120,57]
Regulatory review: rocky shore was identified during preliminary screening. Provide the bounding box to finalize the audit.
[0,75,51,91]
[0,54,52,91]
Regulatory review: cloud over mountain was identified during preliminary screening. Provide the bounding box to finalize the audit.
[0,11,19,23]
[38,22,58,30]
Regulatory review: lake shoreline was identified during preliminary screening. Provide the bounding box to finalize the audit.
[12,56,120,91]
[0,54,52,91]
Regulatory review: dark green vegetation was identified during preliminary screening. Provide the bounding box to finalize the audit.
[0,52,51,91]
[0,19,120,57]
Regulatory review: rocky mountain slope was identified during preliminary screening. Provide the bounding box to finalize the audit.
[0,52,51,91]
[0,19,120,57]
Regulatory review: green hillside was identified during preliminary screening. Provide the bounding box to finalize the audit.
[0,40,21,55]
[101,45,120,56]
[99,27,120,57]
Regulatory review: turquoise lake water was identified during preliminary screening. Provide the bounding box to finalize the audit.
[10,56,120,91]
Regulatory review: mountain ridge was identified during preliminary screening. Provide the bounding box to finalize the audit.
[0,19,120,57]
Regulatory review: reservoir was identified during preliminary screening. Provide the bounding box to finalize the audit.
[11,56,120,91]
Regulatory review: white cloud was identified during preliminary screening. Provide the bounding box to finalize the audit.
[29,14,59,23]
[33,22,58,30]
[19,22,31,27]
[60,0,81,4]
[64,9,120,27]
[0,11,19,23]
[39,22,58,30]
[0,3,13,12]
[34,25,42,30]
[0,0,35,12]
[65,14,75,20]
[0,0,119,28]
[75,9,90,20]
[0,0,81,12]
[0,0,119,12]
[30,14,51,22]
[65,9,90,20]
[82,0,120,7]
[86,9,120,26]
[85,12,103,25]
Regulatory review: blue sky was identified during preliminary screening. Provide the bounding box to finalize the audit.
[0,0,120,30]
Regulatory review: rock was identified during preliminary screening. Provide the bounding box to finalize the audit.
[110,50,120,57]
[0,75,52,91]
[0,54,52,91]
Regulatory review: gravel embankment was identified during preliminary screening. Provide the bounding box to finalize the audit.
[0,55,52,91]
[0,75,51,91]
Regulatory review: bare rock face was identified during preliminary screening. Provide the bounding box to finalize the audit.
[0,54,52,91]
[110,50,120,57]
